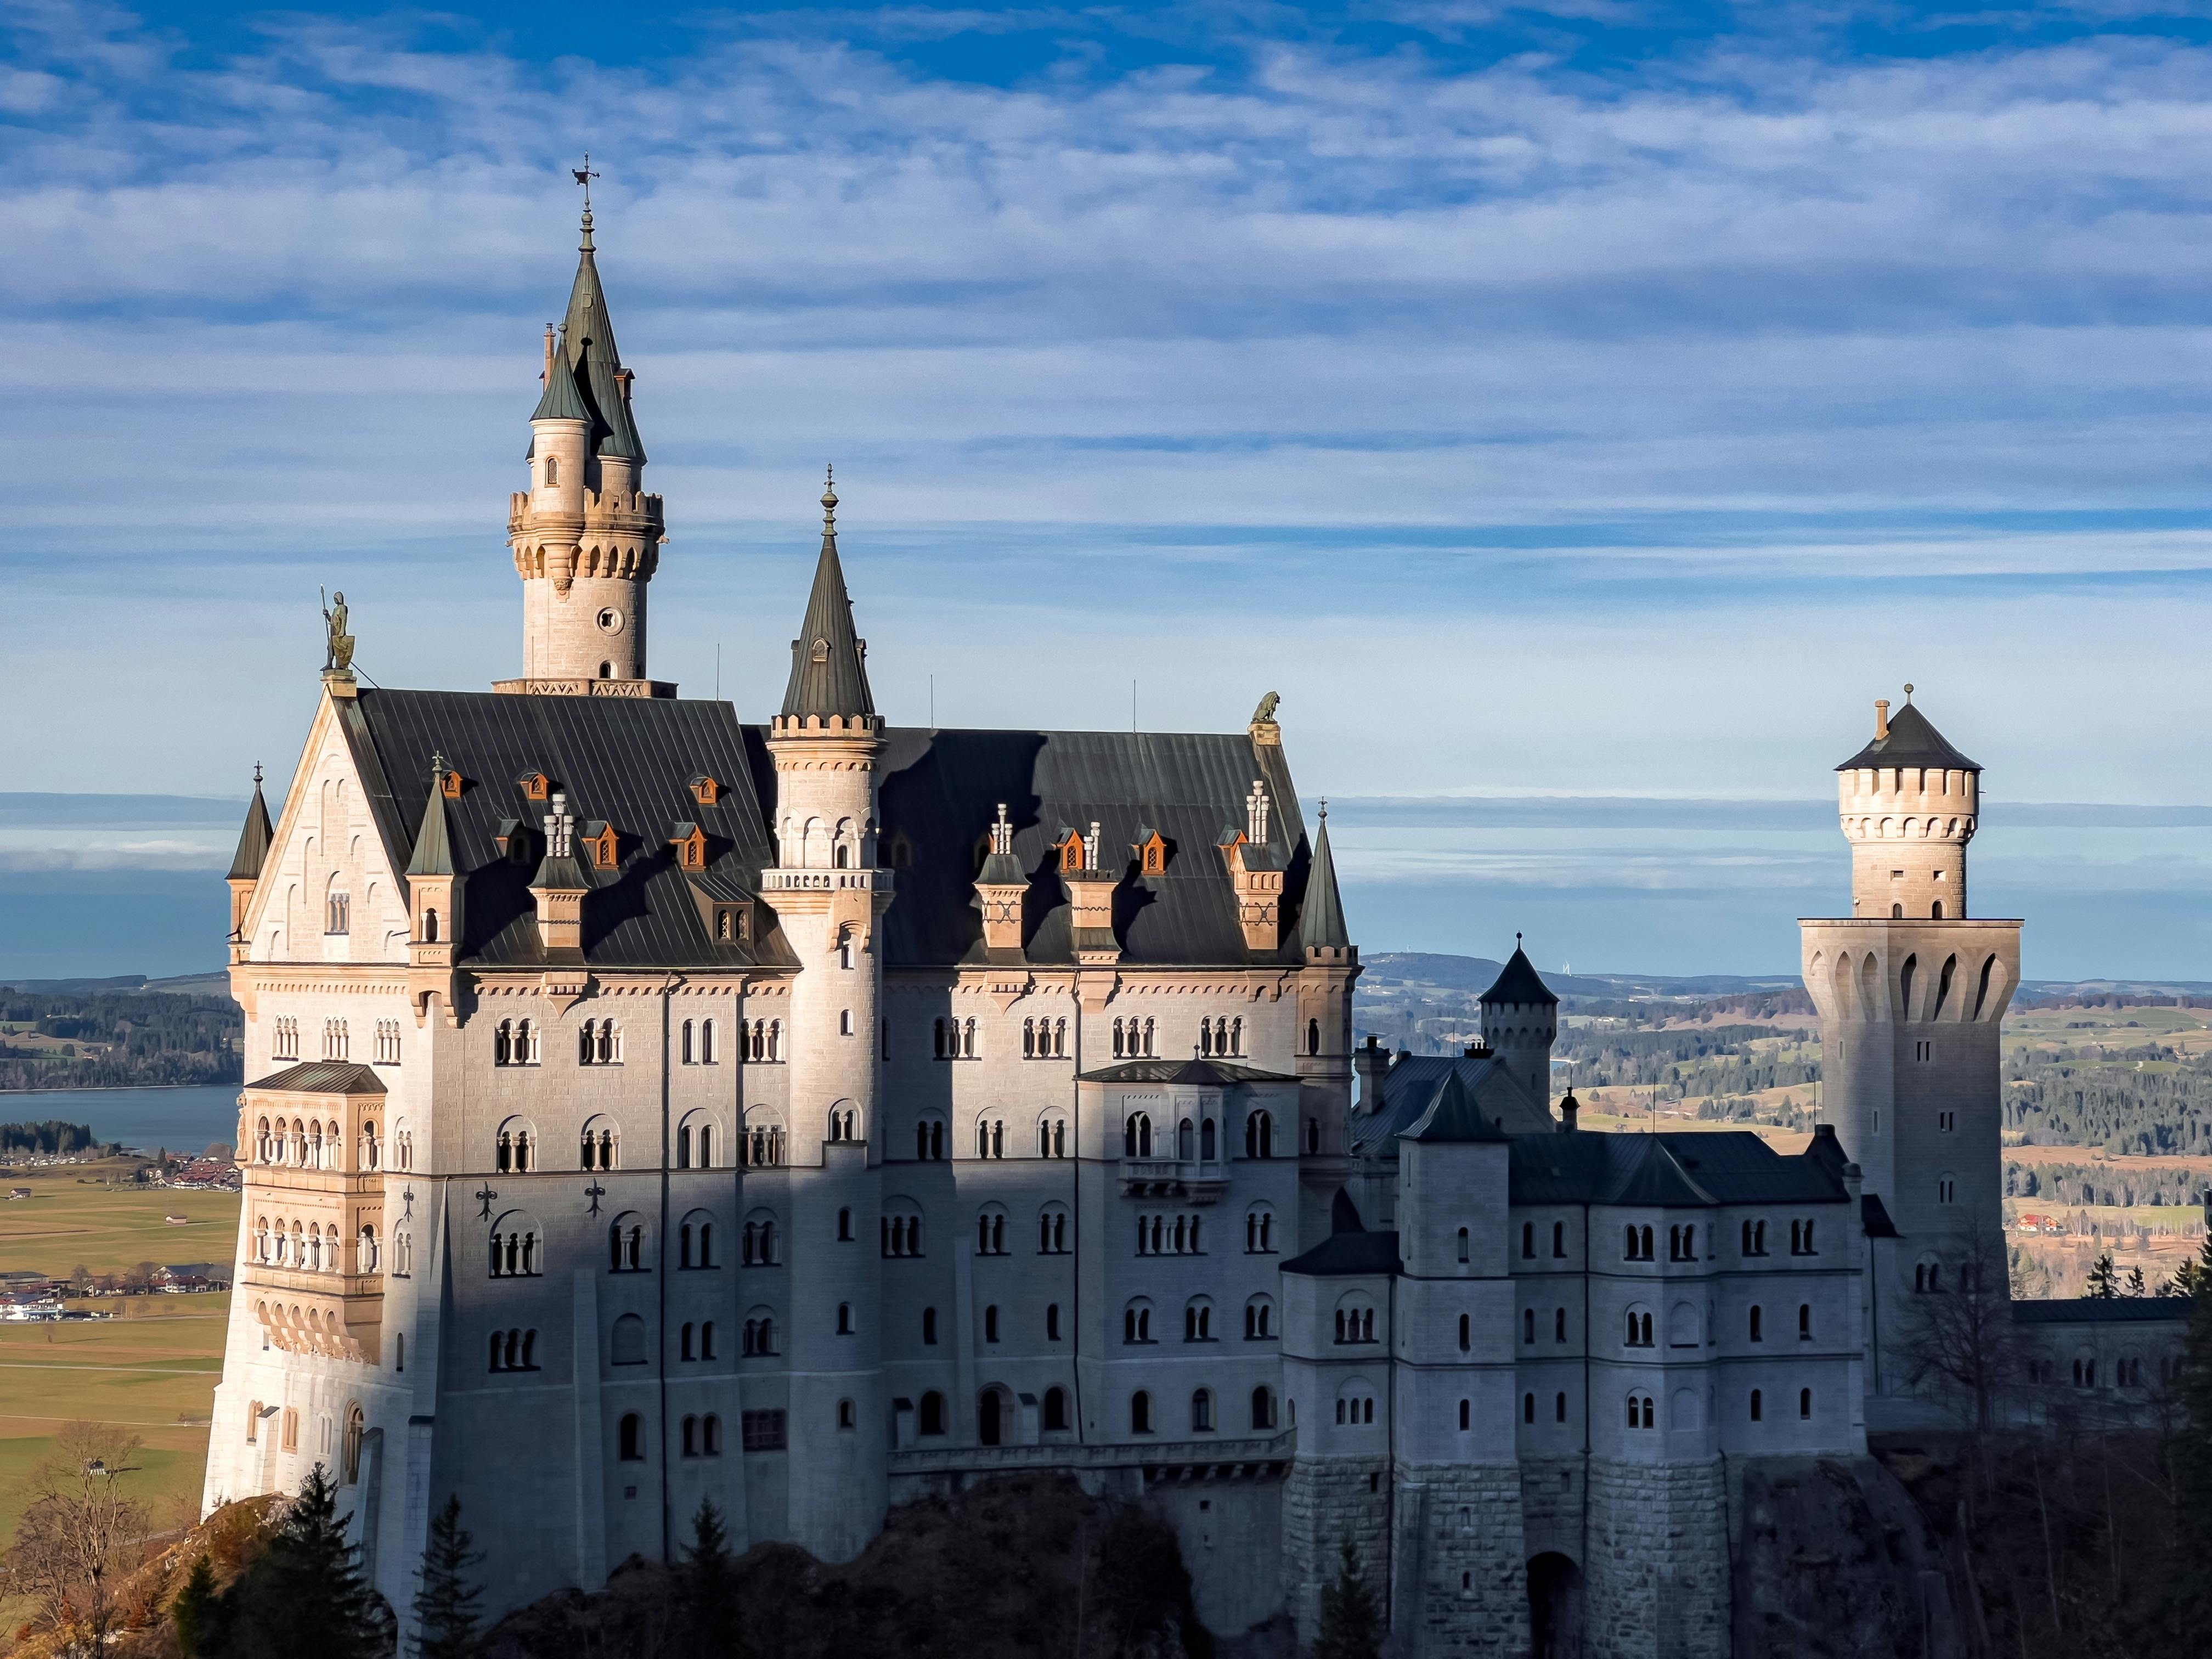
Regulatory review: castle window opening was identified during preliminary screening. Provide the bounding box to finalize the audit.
[1191,1390,1214,1432]
[1045,1387,1070,1431]
[838,1208,853,1241]
[1244,1110,1274,1159]
[922,1307,937,1344]
[611,1314,647,1366]
[1750,1390,1763,1421]
[1038,1205,1069,1253]
[1459,1313,1470,1352]
[1520,1223,1532,1260]
[489,1214,540,1278]
[1523,1308,1534,1345]
[1047,1304,1061,1341]
[984,1305,1000,1343]
[837,1303,853,1334]
[1628,1392,1654,1429]
[1554,1307,1567,1342]
[1750,1305,1763,1341]
[976,1209,1007,1255]
[617,1414,644,1461]
[1131,1392,1154,1435]
[1124,1113,1153,1158]
[918,1393,946,1435]
[1799,1389,1813,1420]
[1251,1387,1277,1430]
[837,1399,856,1431]
[608,1216,646,1272]
[740,1411,785,1452]
[1245,1296,1273,1339]
[1625,1307,1654,1348]
[741,1217,778,1265]
[1743,1220,1767,1256]
[742,1316,776,1356]
[1798,1304,1812,1339]
[1245,1207,1276,1254]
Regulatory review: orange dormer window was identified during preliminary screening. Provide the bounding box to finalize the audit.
[1137,833,1168,875]
[1058,835,1085,873]
[441,770,466,800]
[670,826,708,869]
[516,771,551,802]
[587,826,619,870]
[689,775,722,807]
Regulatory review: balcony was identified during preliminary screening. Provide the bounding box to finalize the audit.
[1120,1159,1231,1203]
[760,869,894,894]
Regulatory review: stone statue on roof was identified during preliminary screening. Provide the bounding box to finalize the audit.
[322,589,354,674]
[1250,691,1280,726]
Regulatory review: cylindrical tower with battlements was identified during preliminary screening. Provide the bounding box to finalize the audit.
[1801,693,2020,1400]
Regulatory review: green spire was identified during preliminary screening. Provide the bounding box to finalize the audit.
[227,765,274,882]
[407,756,456,878]
[531,328,590,423]
[780,468,876,721]
[562,206,645,461]
[1297,803,1350,951]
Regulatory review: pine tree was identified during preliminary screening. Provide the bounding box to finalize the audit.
[678,1499,741,1659]
[172,1553,223,1658]
[411,1494,485,1659]
[2163,1232,2212,1297]
[2127,1264,2148,1297]
[222,1462,393,1659]
[2086,1252,2120,1298]
[1311,1538,1380,1659]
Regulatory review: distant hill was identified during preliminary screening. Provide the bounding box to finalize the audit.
[1365,952,1802,1001]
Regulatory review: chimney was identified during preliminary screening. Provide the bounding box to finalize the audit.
[1353,1034,1389,1116]
[1874,698,1891,741]
[542,324,556,387]
[1558,1089,1579,1133]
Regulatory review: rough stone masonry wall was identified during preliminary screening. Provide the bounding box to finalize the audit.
[1282,1457,1391,1640]
[1585,1458,1730,1659]
[1392,1463,1530,1656]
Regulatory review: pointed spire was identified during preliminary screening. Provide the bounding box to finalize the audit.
[227,764,274,882]
[531,326,590,422]
[1297,801,1350,951]
[407,755,456,878]
[560,201,645,462]
[780,467,876,721]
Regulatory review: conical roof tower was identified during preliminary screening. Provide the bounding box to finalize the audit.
[780,469,876,723]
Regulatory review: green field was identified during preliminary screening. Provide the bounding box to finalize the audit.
[0,1160,239,1539]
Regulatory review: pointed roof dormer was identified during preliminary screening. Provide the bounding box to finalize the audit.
[531,325,591,423]
[780,469,877,723]
[228,765,274,882]
[562,204,645,462]
[406,755,456,878]
[1399,1068,1510,1144]
[1297,803,1350,952]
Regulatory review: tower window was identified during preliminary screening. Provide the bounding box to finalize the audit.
[545,456,558,486]
[599,662,612,679]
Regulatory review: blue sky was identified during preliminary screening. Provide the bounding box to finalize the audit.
[8,0,2212,981]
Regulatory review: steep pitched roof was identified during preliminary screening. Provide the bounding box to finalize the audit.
[561,210,645,461]
[404,761,454,877]
[1835,701,1980,773]
[1352,1052,1555,1153]
[1480,945,1556,1007]
[779,477,876,720]
[1504,1130,1851,1208]
[1398,1069,1510,1143]
[227,775,274,882]
[1295,809,1350,951]
[531,332,591,423]
[1281,1228,1402,1277]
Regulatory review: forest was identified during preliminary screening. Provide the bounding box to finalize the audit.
[0,989,241,1092]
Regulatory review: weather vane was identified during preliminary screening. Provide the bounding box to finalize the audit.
[572,154,599,209]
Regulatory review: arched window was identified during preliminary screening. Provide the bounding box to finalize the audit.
[1191,1390,1214,1432]
[608,1213,647,1272]
[1244,1110,1274,1159]
[611,1314,647,1365]
[488,1212,541,1278]
[1245,1295,1274,1339]
[341,1404,364,1483]
[837,1302,854,1334]
[1459,1312,1470,1352]
[975,1206,1007,1255]
[1798,1303,1812,1340]
[918,1392,946,1435]
[1627,1392,1655,1429]
[682,1019,696,1064]
[984,1305,1000,1343]
[742,1210,779,1266]
[1251,1386,1277,1430]
[1750,1389,1763,1421]
[1523,1308,1535,1345]
[1749,1305,1763,1342]
[1044,1387,1070,1432]
[1183,1297,1212,1341]
[680,1211,717,1268]
[618,1413,643,1460]
[1123,1300,1154,1344]
[1131,1391,1154,1435]
[1799,1388,1813,1420]
[1307,1018,1321,1055]
[742,1311,777,1356]
[1124,1113,1153,1158]
[1037,1204,1070,1254]
[1624,1306,1654,1348]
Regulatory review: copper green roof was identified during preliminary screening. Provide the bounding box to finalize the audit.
[561,210,645,462]
[780,475,876,720]
[531,332,591,423]
[227,775,274,882]
[1295,809,1349,950]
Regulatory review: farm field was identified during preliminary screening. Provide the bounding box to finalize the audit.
[0,1158,238,1538]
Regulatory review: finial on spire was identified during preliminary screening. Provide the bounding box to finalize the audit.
[252,762,263,786]
[1318,798,1328,822]
[1516,930,1523,947]
[1903,682,1915,701]
[822,465,838,534]
[431,749,448,777]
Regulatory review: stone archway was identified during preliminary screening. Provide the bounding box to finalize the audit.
[1528,1551,1584,1659]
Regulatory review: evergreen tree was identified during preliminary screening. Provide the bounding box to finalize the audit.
[172,1553,223,1658]
[2155,1272,2212,1634]
[2086,1252,2120,1298]
[222,1463,392,1659]
[678,1499,740,1659]
[2126,1264,2148,1297]
[410,1494,485,1659]
[1311,1538,1380,1659]
[2163,1232,2212,1297]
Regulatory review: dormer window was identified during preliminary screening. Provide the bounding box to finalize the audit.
[441,770,466,800]
[715,907,747,944]
[584,824,619,871]
[1058,831,1086,874]
[1136,832,1169,876]
[887,832,915,871]
[689,775,723,807]
[670,824,708,870]
[517,771,552,803]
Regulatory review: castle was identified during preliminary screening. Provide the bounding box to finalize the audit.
[202,208,2190,1656]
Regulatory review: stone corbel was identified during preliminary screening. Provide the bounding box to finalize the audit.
[831,886,877,950]
[549,543,578,595]
[1076,967,1121,1013]
[540,970,592,1015]
[985,972,1034,1014]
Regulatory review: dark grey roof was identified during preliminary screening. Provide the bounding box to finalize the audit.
[228,778,274,882]
[869,724,1321,968]
[2009,1297,2191,1325]
[337,688,781,970]
[1861,1193,1899,1238]
[405,766,455,878]
[1481,946,1556,1007]
[1504,1131,1851,1209]
[1078,1058,1296,1086]
[1282,1229,1402,1277]
[780,484,876,721]
[1399,1069,1510,1144]
[1295,810,1349,951]
[1835,701,1980,773]
[561,213,644,461]
[244,1061,386,1094]
[1352,1053,1553,1155]
[531,334,591,423]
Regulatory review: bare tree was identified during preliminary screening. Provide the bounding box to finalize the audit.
[1895,1210,2033,1437]
[3,1421,150,1655]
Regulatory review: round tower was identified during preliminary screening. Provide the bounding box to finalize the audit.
[1837,689,1979,921]
[1479,939,1557,1113]
[501,203,669,696]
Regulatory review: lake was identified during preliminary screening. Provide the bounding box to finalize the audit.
[0,1086,239,1155]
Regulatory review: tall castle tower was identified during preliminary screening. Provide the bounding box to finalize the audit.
[762,471,893,1558]
[496,201,671,697]
[1799,693,2019,1387]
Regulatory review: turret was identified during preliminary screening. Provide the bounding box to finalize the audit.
[1834,686,1980,920]
[1295,804,1358,1167]
[1479,938,1557,1112]
[226,766,274,963]
[500,201,670,697]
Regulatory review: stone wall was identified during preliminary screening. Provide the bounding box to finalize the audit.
[1584,1457,1730,1659]
[1391,1463,1530,1655]
[1282,1456,1390,1639]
